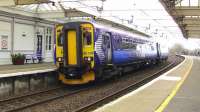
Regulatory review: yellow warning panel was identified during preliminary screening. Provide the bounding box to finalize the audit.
[59,71,95,85]
[67,30,77,65]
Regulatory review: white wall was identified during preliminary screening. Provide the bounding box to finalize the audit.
[14,23,35,52]
[0,52,11,65]
[0,21,12,65]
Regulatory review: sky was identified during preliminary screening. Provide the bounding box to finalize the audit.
[100,0,188,48]
[43,0,200,50]
[100,0,200,50]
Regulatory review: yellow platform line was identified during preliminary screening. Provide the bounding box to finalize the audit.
[155,57,193,112]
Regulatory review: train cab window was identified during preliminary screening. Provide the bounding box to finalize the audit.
[57,33,63,46]
[83,31,92,46]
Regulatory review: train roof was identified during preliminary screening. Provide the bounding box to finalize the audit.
[61,21,153,42]
[92,22,152,42]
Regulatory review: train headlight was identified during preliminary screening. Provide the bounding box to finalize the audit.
[57,57,63,62]
[84,57,93,62]
[69,74,74,76]
[88,57,91,61]
[84,57,88,61]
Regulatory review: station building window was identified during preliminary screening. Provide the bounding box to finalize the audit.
[46,27,52,50]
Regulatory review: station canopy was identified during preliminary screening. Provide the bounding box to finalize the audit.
[160,0,200,39]
[0,0,185,45]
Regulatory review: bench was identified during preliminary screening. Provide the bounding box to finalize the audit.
[25,54,38,64]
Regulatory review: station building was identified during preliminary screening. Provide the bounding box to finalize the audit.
[0,12,55,65]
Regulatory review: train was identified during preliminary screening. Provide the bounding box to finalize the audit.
[55,21,168,85]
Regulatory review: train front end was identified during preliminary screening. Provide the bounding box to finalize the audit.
[56,22,95,84]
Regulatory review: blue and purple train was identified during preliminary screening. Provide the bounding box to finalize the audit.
[55,21,168,85]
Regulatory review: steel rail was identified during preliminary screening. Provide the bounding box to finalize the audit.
[0,86,64,103]
[5,87,90,112]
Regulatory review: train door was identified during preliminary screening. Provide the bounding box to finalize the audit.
[102,32,112,64]
[136,44,142,58]
[140,44,145,59]
[156,43,161,59]
[67,30,77,65]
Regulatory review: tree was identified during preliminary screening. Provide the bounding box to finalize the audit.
[169,43,188,55]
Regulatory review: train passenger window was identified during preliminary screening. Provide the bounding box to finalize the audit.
[117,38,122,49]
[83,31,92,46]
[113,36,118,50]
[126,39,128,43]
[57,33,63,46]
[151,46,154,50]
[114,37,122,50]
[122,42,129,49]
[130,44,137,50]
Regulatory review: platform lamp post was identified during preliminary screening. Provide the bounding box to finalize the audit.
[97,0,106,12]
[161,33,164,38]
[52,2,55,6]
[128,15,134,24]
[165,35,168,40]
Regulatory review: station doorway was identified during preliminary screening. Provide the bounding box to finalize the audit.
[36,34,43,62]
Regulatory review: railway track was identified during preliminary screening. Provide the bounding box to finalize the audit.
[74,57,182,112]
[0,85,90,112]
[0,56,184,112]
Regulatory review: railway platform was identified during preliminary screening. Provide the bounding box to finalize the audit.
[0,62,56,78]
[0,63,58,99]
[93,56,199,112]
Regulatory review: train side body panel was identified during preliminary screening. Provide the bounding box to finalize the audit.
[94,26,158,66]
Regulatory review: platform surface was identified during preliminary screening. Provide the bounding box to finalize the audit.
[93,56,196,112]
[164,56,200,112]
[0,63,57,78]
